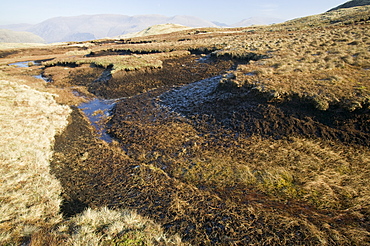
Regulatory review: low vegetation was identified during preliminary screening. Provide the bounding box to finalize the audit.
[43,50,190,73]
[0,2,369,245]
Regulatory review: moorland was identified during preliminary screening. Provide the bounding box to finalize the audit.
[0,3,370,246]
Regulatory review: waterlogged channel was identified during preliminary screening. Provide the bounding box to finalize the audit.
[9,61,38,68]
[78,98,118,143]
[10,60,118,143]
[9,60,51,82]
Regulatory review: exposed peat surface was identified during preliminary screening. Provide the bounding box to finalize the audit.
[44,51,370,244]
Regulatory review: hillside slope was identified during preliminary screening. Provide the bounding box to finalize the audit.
[117,23,192,38]
[0,29,45,43]
[328,0,370,11]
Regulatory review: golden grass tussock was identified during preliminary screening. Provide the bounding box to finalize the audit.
[51,207,183,246]
[0,79,71,242]
[216,23,370,110]
[28,207,184,245]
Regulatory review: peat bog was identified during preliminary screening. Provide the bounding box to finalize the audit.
[1,6,370,245]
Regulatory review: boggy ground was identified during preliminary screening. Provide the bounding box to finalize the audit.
[2,9,370,243]
[47,51,369,244]
[52,99,370,245]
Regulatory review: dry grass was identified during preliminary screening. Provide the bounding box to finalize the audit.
[0,43,47,50]
[284,5,370,26]
[29,207,183,246]
[118,23,192,39]
[216,23,370,110]
[43,51,190,74]
[58,207,182,246]
[0,79,71,243]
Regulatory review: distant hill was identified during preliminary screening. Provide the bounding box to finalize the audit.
[118,24,192,39]
[211,21,229,27]
[0,29,45,43]
[2,14,217,43]
[232,17,284,27]
[327,0,370,12]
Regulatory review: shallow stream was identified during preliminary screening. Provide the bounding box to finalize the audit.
[10,60,118,143]
[9,61,50,82]
[78,99,118,143]
[9,61,37,67]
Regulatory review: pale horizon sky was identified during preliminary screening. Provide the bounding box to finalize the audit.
[0,0,349,26]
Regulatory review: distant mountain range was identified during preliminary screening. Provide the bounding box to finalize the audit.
[0,14,218,43]
[0,14,287,43]
[3,0,370,44]
[231,17,284,27]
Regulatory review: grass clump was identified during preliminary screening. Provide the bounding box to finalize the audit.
[28,207,183,245]
[43,55,162,73]
[50,207,182,246]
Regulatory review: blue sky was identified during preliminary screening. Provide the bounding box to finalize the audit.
[0,0,348,25]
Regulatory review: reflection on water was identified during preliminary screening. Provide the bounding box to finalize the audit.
[9,61,51,82]
[33,74,51,82]
[9,61,41,67]
[10,60,118,143]
[78,98,118,143]
[9,61,32,67]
